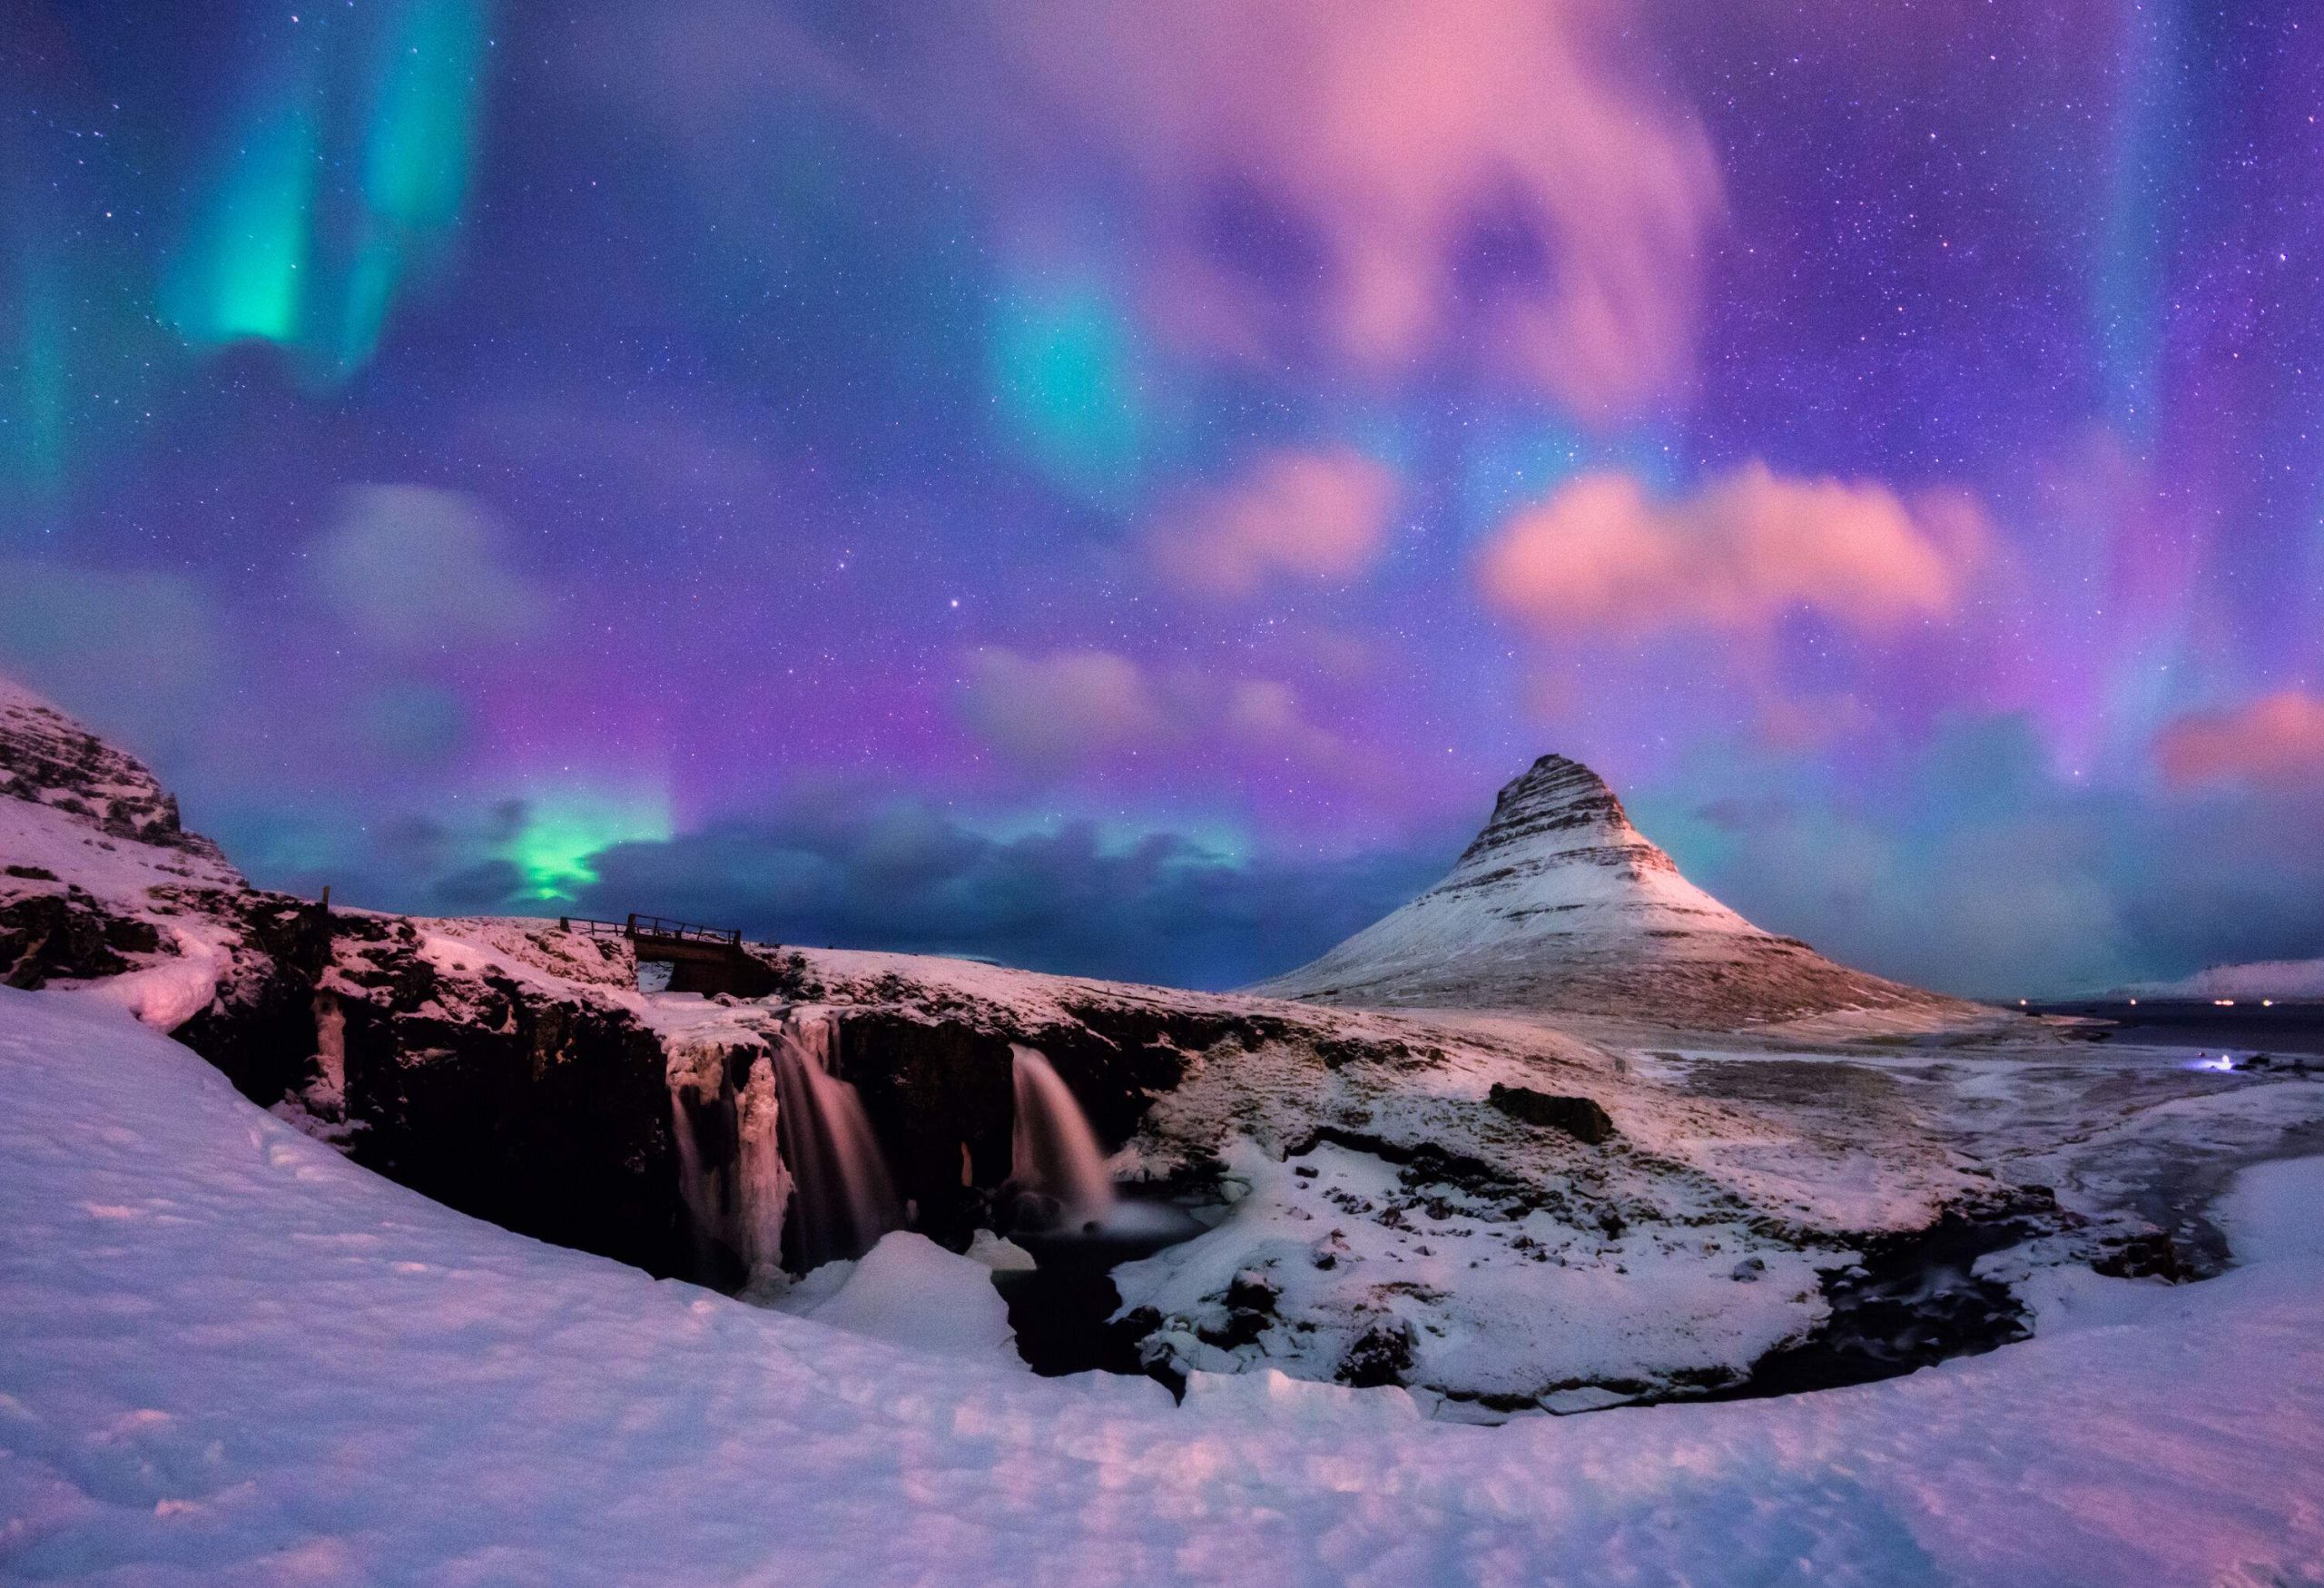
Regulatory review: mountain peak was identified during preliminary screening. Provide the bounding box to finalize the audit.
[1456,753,1656,870]
[1252,751,1963,1027]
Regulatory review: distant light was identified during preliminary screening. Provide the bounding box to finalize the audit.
[2128,998,2138,1007]
[2263,999,2274,1008]
[2018,998,2028,1007]
[2214,999,2235,1007]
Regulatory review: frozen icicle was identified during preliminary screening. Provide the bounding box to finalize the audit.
[734,1053,793,1289]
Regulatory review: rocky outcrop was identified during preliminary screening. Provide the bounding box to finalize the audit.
[0,679,231,863]
[2,886,162,987]
[1252,753,1971,1027]
[1487,1083,1616,1143]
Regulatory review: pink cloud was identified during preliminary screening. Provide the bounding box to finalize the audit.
[998,0,1723,416]
[958,647,1170,771]
[1147,449,1397,601]
[1224,679,1353,773]
[1477,462,1982,642]
[958,645,1364,785]
[2156,691,2324,790]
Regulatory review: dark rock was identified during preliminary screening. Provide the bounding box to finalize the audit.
[0,893,136,988]
[1336,1318,1416,1388]
[1488,1083,1616,1144]
[836,1010,1016,1236]
[2093,1230,2195,1284]
[336,970,685,1277]
[1705,1210,2045,1402]
[1226,1269,1279,1314]
[1201,1270,1280,1351]
[1315,1035,1412,1070]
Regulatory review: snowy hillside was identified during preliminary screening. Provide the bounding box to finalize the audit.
[1254,754,1969,1026]
[0,677,269,1031]
[5,988,2323,1584]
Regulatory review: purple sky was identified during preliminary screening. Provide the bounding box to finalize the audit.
[5,0,2321,995]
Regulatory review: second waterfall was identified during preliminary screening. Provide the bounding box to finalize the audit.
[1009,1044,1118,1229]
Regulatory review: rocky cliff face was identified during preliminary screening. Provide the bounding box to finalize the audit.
[1252,753,1969,1026]
[0,680,231,863]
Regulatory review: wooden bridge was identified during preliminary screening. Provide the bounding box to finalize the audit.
[558,912,777,997]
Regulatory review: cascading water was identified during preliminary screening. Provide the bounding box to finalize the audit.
[1010,1045,1117,1228]
[773,1013,901,1270]
[668,1080,719,1275]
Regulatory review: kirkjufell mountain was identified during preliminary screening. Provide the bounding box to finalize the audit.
[1254,754,1966,1025]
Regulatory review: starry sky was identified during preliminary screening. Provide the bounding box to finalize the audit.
[5,0,2322,997]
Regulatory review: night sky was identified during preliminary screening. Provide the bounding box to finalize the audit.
[5,0,2321,997]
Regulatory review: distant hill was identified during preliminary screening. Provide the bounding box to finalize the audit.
[2117,957,2324,1002]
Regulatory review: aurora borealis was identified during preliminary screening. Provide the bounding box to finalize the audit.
[4,0,2321,995]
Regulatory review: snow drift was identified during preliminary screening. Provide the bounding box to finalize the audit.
[5,987,2322,1585]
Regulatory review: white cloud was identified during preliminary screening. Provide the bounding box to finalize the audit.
[306,486,551,655]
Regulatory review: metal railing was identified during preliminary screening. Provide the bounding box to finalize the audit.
[624,912,743,947]
[556,913,743,948]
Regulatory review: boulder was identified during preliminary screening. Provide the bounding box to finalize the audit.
[1487,1082,1616,1144]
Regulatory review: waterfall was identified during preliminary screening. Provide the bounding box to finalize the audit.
[668,1080,724,1281]
[773,1013,901,1269]
[1010,1045,1117,1226]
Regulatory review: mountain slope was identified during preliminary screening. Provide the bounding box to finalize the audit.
[1251,754,1968,1026]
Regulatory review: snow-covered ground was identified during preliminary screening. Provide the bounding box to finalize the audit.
[1615,1031,2324,1272]
[5,985,2321,1585]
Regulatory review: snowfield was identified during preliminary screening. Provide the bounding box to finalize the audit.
[5,987,2321,1586]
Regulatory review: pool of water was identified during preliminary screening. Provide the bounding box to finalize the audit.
[2028,1001,2324,1058]
[990,1193,1213,1379]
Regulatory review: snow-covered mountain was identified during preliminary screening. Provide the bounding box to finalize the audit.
[2120,957,2324,1001]
[1252,753,1967,1026]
